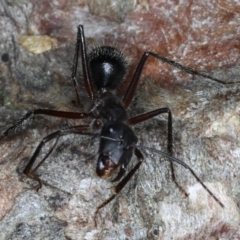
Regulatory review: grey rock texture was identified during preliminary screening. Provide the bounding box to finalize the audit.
[0,1,239,239]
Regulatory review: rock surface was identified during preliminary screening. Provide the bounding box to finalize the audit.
[0,0,240,239]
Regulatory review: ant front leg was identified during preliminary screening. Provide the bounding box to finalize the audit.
[3,109,91,137]
[128,108,173,154]
[23,124,90,191]
[128,108,188,197]
[94,148,143,227]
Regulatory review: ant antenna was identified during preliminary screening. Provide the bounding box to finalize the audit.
[136,144,224,208]
[97,134,224,208]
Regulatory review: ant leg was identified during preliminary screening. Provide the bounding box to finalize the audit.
[128,108,173,153]
[3,109,92,137]
[23,124,91,191]
[94,148,143,227]
[123,51,233,108]
[71,25,95,103]
[128,108,188,197]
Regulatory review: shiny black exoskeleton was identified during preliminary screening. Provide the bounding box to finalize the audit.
[97,121,137,181]
[89,46,127,91]
[3,25,225,226]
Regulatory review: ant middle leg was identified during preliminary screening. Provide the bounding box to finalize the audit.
[128,108,188,197]
[3,109,92,137]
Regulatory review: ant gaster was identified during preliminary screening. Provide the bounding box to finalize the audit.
[3,25,226,226]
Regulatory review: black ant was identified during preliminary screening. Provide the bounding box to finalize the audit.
[3,25,229,226]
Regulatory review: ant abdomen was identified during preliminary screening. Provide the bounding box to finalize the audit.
[88,46,128,90]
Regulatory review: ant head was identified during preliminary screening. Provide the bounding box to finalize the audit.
[96,121,137,180]
[88,46,128,91]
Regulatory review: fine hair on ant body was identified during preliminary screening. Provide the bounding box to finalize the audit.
[3,25,229,226]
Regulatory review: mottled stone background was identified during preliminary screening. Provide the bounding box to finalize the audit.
[0,0,239,239]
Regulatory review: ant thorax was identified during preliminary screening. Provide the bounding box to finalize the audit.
[91,91,127,122]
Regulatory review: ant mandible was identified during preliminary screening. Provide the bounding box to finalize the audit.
[3,25,226,226]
